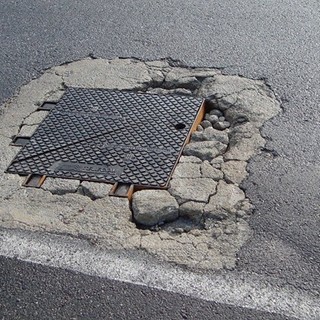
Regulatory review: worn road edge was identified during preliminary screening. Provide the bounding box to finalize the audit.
[0,228,318,320]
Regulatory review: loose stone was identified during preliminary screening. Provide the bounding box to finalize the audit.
[218,116,225,122]
[201,120,212,128]
[213,121,231,130]
[208,114,219,124]
[210,109,223,117]
[196,125,203,132]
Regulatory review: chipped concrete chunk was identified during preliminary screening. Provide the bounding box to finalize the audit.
[172,162,201,179]
[183,141,227,161]
[204,180,245,219]
[225,132,264,161]
[42,177,80,195]
[132,190,179,226]
[221,160,248,185]
[169,178,217,204]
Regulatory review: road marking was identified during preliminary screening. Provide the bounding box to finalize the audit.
[0,228,318,320]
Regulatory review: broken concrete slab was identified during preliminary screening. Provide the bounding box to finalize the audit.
[221,160,248,185]
[169,177,217,204]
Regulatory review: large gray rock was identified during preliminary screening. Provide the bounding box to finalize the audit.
[183,141,227,161]
[132,190,179,226]
[169,177,217,204]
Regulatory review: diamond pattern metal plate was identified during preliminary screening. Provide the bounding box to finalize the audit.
[6,87,203,188]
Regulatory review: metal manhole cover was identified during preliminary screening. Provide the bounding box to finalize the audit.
[6,87,203,188]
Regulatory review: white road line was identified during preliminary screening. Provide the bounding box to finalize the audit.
[0,228,319,320]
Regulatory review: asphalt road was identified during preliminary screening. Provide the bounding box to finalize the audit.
[0,255,296,320]
[1,0,320,318]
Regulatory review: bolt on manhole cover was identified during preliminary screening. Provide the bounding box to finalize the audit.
[6,87,204,190]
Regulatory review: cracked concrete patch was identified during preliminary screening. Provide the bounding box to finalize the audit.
[0,58,280,271]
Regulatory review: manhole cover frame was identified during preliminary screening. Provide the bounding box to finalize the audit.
[6,87,206,193]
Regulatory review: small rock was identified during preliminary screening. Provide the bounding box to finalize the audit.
[201,161,224,180]
[196,125,203,132]
[132,190,179,226]
[213,121,230,130]
[200,120,212,128]
[203,127,229,144]
[218,116,225,121]
[208,115,219,124]
[210,109,223,117]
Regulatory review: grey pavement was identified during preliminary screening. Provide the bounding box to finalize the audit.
[1,0,320,319]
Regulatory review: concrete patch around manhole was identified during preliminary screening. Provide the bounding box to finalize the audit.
[0,58,281,271]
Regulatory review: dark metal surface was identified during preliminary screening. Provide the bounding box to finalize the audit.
[6,87,202,187]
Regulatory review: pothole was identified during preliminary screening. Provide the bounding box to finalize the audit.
[0,57,281,270]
